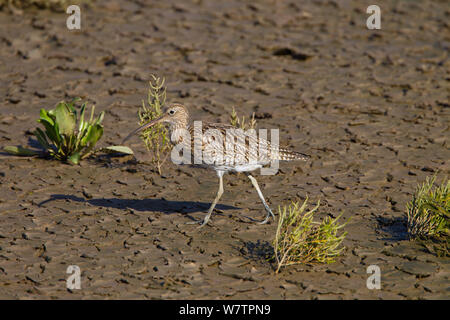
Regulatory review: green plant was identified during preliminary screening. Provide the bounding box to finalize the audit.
[138,74,171,175]
[4,99,132,164]
[406,176,449,255]
[230,106,256,130]
[273,198,348,273]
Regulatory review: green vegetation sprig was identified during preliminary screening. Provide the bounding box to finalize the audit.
[138,74,171,175]
[4,99,132,164]
[406,176,449,256]
[273,198,348,273]
[230,106,256,130]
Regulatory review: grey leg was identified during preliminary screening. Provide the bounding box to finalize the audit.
[187,174,224,227]
[246,174,275,224]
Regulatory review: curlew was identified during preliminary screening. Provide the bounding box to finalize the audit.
[123,104,309,227]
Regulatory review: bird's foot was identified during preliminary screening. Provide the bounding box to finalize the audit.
[245,213,272,224]
[186,216,210,228]
[257,216,271,225]
[256,208,276,225]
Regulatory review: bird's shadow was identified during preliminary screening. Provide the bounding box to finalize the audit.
[38,194,239,215]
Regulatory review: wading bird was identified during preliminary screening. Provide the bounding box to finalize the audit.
[123,104,309,227]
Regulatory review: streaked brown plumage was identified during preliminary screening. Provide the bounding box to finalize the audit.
[123,103,309,227]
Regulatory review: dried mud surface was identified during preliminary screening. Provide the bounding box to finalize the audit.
[0,0,449,299]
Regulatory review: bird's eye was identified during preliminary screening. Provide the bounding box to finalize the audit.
[169,109,175,115]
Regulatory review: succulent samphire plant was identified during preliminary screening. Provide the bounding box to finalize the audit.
[230,106,256,130]
[137,74,171,175]
[406,175,449,256]
[4,98,132,164]
[273,198,348,273]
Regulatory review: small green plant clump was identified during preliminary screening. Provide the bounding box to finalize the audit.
[138,74,171,175]
[4,99,132,164]
[230,106,256,130]
[406,176,449,256]
[273,198,348,273]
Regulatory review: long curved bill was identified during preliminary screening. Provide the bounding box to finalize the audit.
[122,115,164,143]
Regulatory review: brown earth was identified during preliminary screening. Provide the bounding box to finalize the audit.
[0,0,449,299]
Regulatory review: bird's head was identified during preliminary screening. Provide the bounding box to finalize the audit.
[122,103,189,143]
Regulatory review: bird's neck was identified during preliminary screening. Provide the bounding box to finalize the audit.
[170,121,190,144]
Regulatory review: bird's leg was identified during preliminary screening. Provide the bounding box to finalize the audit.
[246,173,275,224]
[187,174,224,227]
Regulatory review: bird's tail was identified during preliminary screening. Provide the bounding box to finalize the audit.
[276,148,310,161]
